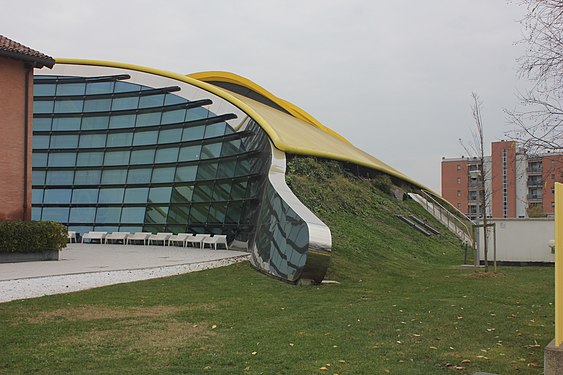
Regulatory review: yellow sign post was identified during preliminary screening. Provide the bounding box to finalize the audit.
[556,182,563,346]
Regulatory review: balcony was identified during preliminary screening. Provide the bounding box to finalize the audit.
[527,167,543,174]
[527,194,543,201]
[527,180,543,187]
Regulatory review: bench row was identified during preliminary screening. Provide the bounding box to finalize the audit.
[70,231,229,250]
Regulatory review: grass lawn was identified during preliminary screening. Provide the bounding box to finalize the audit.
[0,158,555,374]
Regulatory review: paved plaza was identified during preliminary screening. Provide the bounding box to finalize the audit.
[0,244,250,303]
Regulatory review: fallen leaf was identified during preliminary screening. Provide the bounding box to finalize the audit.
[430,346,437,350]
[251,352,257,356]
[211,325,217,329]
[319,367,328,371]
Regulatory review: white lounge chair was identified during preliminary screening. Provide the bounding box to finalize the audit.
[148,232,173,246]
[203,235,229,250]
[186,234,210,248]
[81,231,107,244]
[168,233,193,247]
[67,231,77,243]
[126,232,152,245]
[104,232,130,245]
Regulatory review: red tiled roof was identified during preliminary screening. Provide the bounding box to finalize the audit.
[0,35,55,68]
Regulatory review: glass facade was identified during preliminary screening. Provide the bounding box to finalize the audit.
[32,74,270,241]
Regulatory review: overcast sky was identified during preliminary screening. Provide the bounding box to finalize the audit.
[2,0,531,192]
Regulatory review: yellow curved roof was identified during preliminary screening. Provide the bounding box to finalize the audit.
[54,58,429,191]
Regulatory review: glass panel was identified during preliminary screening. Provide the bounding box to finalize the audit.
[34,84,56,96]
[139,94,165,108]
[98,188,124,203]
[149,187,172,203]
[136,112,161,127]
[74,170,101,185]
[56,83,85,96]
[130,149,155,165]
[121,207,146,223]
[158,128,182,144]
[44,189,72,204]
[54,100,83,113]
[42,207,69,223]
[106,132,133,147]
[79,134,106,149]
[95,207,122,223]
[31,207,41,221]
[33,101,54,114]
[196,162,217,180]
[32,135,50,149]
[101,169,127,184]
[204,122,226,138]
[53,117,81,131]
[155,148,178,164]
[167,206,189,224]
[124,188,149,203]
[127,168,152,184]
[133,130,158,146]
[235,160,251,176]
[86,81,114,95]
[33,118,52,131]
[71,189,99,204]
[216,160,236,179]
[114,81,140,93]
[104,150,130,166]
[145,206,169,224]
[51,135,78,149]
[221,139,242,157]
[208,204,226,223]
[152,167,175,183]
[32,170,46,185]
[84,98,111,112]
[109,114,136,129]
[171,185,194,203]
[200,143,222,160]
[69,207,96,223]
[225,202,243,224]
[178,145,201,161]
[175,165,198,182]
[230,181,248,200]
[48,153,76,167]
[182,125,205,141]
[161,109,185,125]
[76,152,104,166]
[186,107,208,122]
[118,226,143,233]
[81,116,109,130]
[189,204,208,223]
[32,153,47,167]
[192,184,213,202]
[46,170,74,185]
[32,189,43,204]
[112,96,139,111]
[164,94,185,106]
[213,183,232,201]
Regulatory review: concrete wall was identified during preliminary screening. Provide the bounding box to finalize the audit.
[0,56,33,221]
[478,218,555,263]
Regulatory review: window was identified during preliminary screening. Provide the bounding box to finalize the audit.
[457,177,461,184]
[456,165,461,171]
[457,190,461,197]
[457,203,461,209]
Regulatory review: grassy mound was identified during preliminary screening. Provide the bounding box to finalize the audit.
[286,157,465,280]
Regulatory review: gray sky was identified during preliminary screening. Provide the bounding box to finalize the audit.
[2,0,530,192]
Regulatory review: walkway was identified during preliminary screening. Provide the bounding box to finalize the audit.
[0,244,250,303]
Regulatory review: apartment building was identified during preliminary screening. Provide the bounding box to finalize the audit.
[441,141,563,219]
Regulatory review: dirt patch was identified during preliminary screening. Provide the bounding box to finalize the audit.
[24,304,215,324]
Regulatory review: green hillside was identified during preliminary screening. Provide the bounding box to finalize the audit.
[286,156,465,279]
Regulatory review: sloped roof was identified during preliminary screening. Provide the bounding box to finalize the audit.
[0,35,54,68]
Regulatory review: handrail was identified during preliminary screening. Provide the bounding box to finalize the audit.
[417,190,475,247]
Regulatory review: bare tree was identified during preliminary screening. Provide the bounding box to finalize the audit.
[460,93,491,272]
[506,0,563,153]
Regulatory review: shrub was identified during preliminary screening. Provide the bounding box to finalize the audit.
[0,221,67,253]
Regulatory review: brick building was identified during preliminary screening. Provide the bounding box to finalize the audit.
[0,35,54,220]
[441,140,563,219]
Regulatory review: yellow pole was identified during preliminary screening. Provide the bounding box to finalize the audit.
[555,182,563,346]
